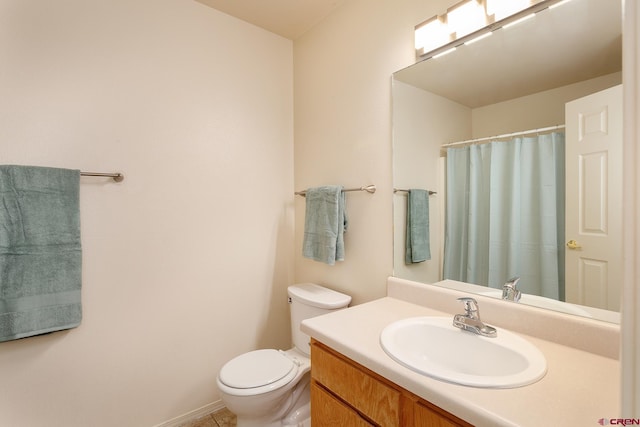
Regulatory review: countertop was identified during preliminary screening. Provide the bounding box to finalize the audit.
[301,294,620,427]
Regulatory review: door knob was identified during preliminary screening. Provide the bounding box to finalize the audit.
[566,239,582,250]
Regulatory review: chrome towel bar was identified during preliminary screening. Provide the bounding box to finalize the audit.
[80,171,124,182]
[295,184,376,196]
[394,188,436,195]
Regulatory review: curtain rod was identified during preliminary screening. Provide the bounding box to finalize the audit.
[81,171,124,182]
[443,125,566,148]
[295,184,376,196]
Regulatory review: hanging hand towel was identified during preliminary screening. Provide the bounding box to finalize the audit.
[0,165,82,342]
[405,189,431,264]
[302,186,347,265]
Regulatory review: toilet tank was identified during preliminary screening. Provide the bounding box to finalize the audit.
[288,283,351,356]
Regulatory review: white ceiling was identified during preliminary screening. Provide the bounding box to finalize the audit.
[194,0,347,39]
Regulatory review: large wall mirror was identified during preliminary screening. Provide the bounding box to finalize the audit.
[392,0,622,323]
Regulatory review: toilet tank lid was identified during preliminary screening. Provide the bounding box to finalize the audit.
[288,283,351,309]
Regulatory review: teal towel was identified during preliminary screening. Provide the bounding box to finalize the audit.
[405,189,431,264]
[0,165,82,342]
[302,186,347,265]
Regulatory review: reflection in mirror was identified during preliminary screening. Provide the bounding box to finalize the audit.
[392,0,621,322]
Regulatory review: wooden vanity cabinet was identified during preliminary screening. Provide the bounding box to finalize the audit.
[310,339,473,427]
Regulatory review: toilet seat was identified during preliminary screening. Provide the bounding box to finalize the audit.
[218,349,298,393]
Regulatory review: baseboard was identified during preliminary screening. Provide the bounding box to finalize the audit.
[153,400,226,427]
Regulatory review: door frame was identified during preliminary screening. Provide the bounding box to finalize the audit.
[621,0,640,417]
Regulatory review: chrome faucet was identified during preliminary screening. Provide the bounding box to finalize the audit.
[453,297,497,337]
[502,277,522,302]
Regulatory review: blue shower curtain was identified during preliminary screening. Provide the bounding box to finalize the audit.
[443,132,565,300]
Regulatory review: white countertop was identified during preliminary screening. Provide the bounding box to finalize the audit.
[301,295,620,427]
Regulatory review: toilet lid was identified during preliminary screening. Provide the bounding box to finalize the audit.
[219,349,295,389]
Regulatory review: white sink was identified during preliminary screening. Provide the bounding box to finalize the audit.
[478,290,592,317]
[380,317,547,388]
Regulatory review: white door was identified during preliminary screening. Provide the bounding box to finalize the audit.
[565,84,623,311]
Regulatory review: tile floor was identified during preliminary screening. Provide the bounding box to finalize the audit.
[178,408,236,427]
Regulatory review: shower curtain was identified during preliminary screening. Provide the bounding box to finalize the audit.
[443,132,565,300]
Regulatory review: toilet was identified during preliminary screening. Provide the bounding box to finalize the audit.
[216,283,351,427]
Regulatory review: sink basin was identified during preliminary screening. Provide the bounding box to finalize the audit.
[478,290,592,317]
[380,317,547,388]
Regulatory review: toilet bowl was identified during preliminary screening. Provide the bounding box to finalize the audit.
[217,348,311,427]
[216,284,351,427]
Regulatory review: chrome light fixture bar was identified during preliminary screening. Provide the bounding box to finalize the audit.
[415,0,572,60]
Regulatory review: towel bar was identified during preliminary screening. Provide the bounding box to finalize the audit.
[394,188,437,195]
[80,171,124,182]
[295,184,376,196]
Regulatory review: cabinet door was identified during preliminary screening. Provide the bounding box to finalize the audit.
[311,342,402,426]
[414,401,472,427]
[311,381,374,427]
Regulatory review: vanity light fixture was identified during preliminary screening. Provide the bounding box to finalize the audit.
[447,0,487,39]
[414,0,567,60]
[414,16,449,56]
[486,0,532,21]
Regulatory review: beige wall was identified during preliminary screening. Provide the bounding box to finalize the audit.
[0,0,293,425]
[472,72,622,138]
[293,0,453,304]
[392,81,471,284]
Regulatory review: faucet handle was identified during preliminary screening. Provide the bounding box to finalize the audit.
[457,297,479,316]
[503,277,522,302]
[505,276,521,288]
[453,297,495,336]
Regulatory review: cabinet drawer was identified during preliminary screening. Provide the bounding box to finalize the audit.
[311,342,401,426]
[311,381,374,426]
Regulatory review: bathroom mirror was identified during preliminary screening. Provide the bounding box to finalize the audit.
[392,0,622,323]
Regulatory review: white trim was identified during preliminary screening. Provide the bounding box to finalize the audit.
[621,0,640,417]
[152,400,226,427]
